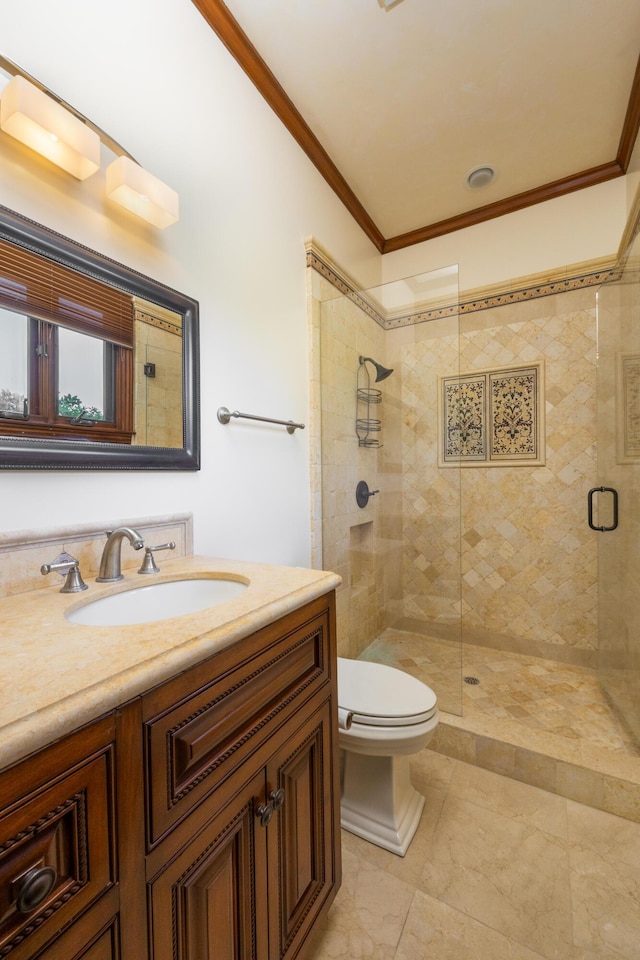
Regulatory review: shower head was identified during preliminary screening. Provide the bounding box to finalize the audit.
[359,355,394,382]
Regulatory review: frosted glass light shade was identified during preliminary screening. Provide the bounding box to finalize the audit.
[0,75,100,180]
[106,156,179,229]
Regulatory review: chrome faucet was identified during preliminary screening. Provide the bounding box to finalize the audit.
[96,527,145,582]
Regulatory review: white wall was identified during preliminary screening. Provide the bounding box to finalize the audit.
[0,0,379,566]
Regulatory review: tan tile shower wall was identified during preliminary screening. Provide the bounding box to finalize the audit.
[386,322,462,631]
[395,289,599,654]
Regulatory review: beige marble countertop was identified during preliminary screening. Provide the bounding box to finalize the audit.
[0,555,340,771]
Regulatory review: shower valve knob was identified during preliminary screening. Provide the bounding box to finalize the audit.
[356,480,379,508]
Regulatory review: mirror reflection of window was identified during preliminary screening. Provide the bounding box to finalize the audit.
[0,303,133,441]
[0,309,27,416]
[57,327,109,422]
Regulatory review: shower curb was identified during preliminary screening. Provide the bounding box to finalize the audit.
[430,713,640,824]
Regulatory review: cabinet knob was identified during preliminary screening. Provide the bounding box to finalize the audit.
[16,866,57,914]
[269,788,285,811]
[256,802,273,827]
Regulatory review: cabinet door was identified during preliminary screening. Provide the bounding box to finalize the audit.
[149,770,269,960]
[266,698,339,960]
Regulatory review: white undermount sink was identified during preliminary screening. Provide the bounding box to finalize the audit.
[66,576,249,626]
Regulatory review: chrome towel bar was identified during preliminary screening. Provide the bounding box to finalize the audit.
[217,406,305,434]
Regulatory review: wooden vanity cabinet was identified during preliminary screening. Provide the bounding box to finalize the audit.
[0,590,340,960]
[143,592,341,960]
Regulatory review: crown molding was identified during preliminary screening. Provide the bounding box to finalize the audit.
[192,1,640,255]
[190,0,385,252]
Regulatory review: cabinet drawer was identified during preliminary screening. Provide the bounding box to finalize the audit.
[35,889,119,960]
[144,603,330,845]
[0,746,115,959]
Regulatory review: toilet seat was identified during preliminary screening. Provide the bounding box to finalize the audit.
[338,657,437,727]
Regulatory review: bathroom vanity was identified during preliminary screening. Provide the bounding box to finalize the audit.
[0,557,341,960]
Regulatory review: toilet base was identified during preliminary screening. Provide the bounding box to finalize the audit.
[340,750,425,857]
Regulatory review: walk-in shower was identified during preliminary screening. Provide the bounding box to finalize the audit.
[309,236,640,777]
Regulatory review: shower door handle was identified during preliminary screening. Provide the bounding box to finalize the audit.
[588,486,618,531]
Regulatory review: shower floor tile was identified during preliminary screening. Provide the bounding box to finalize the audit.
[358,628,640,758]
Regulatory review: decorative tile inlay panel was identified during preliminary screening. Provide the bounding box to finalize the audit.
[441,375,487,463]
[441,363,544,466]
[489,366,541,461]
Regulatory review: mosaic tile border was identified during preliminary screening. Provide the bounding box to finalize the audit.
[305,247,386,329]
[306,239,618,328]
[133,297,183,336]
[439,363,544,467]
[135,308,183,337]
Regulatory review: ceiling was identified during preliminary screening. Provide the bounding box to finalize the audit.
[191,0,640,254]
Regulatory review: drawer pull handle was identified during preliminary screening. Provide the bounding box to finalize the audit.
[16,866,57,914]
[269,788,285,811]
[257,802,274,827]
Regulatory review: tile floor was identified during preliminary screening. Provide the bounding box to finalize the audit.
[359,628,639,756]
[310,750,640,960]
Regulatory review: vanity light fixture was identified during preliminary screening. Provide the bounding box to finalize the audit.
[106,156,179,230]
[0,54,179,229]
[0,75,100,180]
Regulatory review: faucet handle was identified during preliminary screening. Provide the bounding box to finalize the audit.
[138,542,176,575]
[41,552,89,593]
[62,564,89,593]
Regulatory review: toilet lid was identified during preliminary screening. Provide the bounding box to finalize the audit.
[338,657,438,727]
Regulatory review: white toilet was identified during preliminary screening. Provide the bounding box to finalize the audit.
[337,657,439,857]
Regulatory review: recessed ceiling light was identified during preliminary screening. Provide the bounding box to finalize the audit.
[466,165,496,189]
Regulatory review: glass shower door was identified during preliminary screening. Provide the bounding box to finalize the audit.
[313,255,463,715]
[596,232,640,743]
[382,266,463,716]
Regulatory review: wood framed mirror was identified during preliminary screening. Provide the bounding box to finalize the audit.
[0,205,200,469]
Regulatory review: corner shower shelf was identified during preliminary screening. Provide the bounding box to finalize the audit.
[356,383,383,447]
[356,359,385,447]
